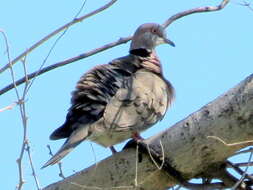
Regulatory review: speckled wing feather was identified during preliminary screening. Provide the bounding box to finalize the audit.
[49,55,139,140]
[42,56,139,168]
[88,68,173,147]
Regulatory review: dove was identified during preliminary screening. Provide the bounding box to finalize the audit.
[42,23,175,168]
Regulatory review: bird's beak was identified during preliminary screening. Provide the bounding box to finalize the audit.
[164,38,175,47]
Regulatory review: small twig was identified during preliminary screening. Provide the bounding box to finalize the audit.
[26,142,41,190]
[0,102,16,112]
[47,145,65,179]
[181,181,227,190]
[207,136,253,147]
[147,140,165,170]
[89,143,97,165]
[174,185,182,190]
[227,161,253,181]
[162,0,230,28]
[24,0,88,96]
[19,55,43,189]
[238,1,253,11]
[234,147,253,156]
[74,0,88,18]
[89,143,99,177]
[0,0,118,74]
[0,30,20,99]
[234,161,253,167]
[0,36,131,96]
[1,29,27,190]
[231,150,253,189]
[169,185,182,190]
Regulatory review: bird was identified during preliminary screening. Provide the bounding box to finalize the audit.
[42,23,175,168]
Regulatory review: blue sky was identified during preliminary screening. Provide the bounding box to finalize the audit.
[0,0,253,189]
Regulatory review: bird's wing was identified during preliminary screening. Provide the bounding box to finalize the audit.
[49,56,138,140]
[43,56,139,168]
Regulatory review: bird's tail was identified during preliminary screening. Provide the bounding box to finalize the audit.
[42,126,89,169]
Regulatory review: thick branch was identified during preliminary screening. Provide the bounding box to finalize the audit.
[43,74,253,190]
[0,0,229,96]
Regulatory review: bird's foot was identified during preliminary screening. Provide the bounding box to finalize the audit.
[132,132,144,142]
[122,132,145,150]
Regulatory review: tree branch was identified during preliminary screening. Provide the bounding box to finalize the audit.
[0,0,118,74]
[0,0,230,96]
[42,73,253,190]
[0,36,131,96]
[162,0,229,28]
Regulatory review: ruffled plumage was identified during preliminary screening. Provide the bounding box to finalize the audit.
[42,23,175,168]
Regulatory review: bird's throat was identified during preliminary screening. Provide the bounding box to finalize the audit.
[139,51,162,74]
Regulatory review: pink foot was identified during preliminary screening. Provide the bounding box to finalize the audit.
[132,132,144,142]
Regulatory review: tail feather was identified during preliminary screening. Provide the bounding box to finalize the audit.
[50,123,72,140]
[42,126,89,169]
[41,143,75,169]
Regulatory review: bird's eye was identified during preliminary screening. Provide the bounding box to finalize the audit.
[152,28,157,33]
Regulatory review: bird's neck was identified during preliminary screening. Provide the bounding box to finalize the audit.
[130,49,162,74]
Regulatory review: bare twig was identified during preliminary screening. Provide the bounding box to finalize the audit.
[89,142,99,175]
[0,30,26,190]
[0,36,131,96]
[24,0,88,96]
[16,64,30,190]
[89,143,97,165]
[0,0,117,74]
[169,185,182,190]
[231,150,253,189]
[234,161,253,167]
[238,1,253,11]
[0,102,16,112]
[0,30,20,98]
[234,147,253,156]
[173,185,182,190]
[0,0,231,96]
[1,30,41,190]
[147,140,165,170]
[227,161,253,181]
[46,145,65,179]
[162,0,230,28]
[207,136,253,147]
[26,142,41,190]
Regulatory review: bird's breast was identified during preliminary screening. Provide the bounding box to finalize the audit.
[88,69,170,147]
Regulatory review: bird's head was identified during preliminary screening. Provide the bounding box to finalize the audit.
[130,23,175,56]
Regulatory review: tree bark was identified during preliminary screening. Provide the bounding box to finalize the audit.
[43,73,253,190]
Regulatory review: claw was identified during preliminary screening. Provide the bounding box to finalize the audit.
[132,132,144,141]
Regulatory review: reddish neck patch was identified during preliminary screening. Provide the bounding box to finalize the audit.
[139,51,162,74]
[149,51,161,66]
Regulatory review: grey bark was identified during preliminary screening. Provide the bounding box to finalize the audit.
[43,73,253,190]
